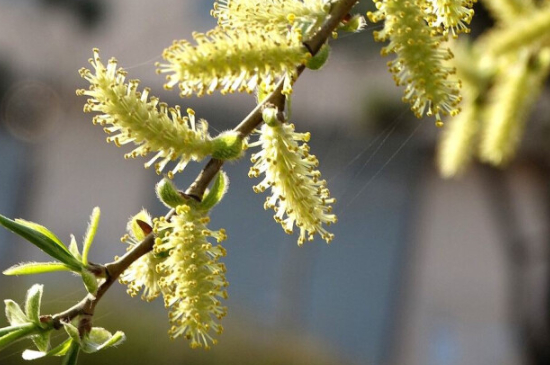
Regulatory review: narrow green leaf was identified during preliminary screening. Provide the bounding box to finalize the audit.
[22,337,73,359]
[4,299,28,325]
[69,235,82,261]
[4,262,72,276]
[0,215,82,271]
[0,323,35,337]
[14,219,65,250]
[0,324,38,351]
[61,340,80,365]
[82,207,100,265]
[24,284,43,324]
[81,270,98,296]
[200,171,229,211]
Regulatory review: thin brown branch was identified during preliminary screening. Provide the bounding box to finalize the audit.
[46,0,360,335]
[186,0,358,198]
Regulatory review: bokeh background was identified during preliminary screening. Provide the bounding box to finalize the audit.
[1,1,549,364]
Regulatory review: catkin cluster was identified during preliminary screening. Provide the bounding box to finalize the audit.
[120,205,228,349]
[437,1,550,176]
[157,0,336,97]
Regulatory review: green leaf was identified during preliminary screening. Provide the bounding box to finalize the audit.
[61,340,80,365]
[3,262,73,276]
[24,284,43,324]
[156,178,186,209]
[82,207,100,265]
[23,337,73,360]
[199,171,229,211]
[0,215,82,271]
[14,219,65,249]
[5,299,28,325]
[69,235,82,261]
[31,330,51,352]
[81,327,125,353]
[0,324,38,351]
[81,270,98,296]
[0,323,35,337]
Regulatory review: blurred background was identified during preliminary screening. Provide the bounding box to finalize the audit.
[0,1,549,364]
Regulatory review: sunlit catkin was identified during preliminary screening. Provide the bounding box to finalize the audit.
[368,0,462,126]
[153,205,228,349]
[212,0,331,38]
[249,108,336,245]
[77,49,213,178]
[157,27,310,97]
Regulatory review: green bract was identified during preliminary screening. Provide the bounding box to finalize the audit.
[156,178,187,209]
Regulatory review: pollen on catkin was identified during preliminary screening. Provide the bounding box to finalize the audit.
[77,49,214,177]
[248,108,336,245]
[153,204,228,349]
[156,27,310,97]
[424,0,476,38]
[211,0,332,37]
[368,0,462,126]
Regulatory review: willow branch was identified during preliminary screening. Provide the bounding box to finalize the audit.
[46,0,360,334]
[187,0,359,198]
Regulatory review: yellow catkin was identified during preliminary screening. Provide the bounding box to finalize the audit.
[212,0,330,37]
[425,0,476,38]
[157,27,309,97]
[368,0,462,126]
[249,109,336,245]
[438,101,479,177]
[480,49,550,165]
[478,5,550,58]
[77,50,213,177]
[481,0,535,24]
[154,205,228,349]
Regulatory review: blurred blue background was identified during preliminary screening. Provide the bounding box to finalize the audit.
[1,1,549,365]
